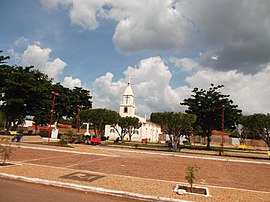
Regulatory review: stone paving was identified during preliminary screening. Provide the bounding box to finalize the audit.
[0,137,270,202]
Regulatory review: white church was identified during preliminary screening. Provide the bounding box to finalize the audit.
[104,81,162,142]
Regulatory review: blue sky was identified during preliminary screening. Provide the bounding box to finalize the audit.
[1,0,270,117]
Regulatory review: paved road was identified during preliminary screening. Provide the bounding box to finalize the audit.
[0,178,150,202]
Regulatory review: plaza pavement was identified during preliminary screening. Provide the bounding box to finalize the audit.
[0,136,270,202]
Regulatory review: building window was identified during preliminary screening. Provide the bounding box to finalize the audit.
[124,107,128,113]
[110,128,115,133]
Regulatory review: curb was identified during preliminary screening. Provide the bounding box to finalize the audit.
[96,147,270,165]
[0,173,191,202]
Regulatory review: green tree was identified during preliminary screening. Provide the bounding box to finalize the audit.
[26,69,52,126]
[72,87,92,110]
[80,108,119,137]
[118,116,141,141]
[50,84,92,127]
[0,52,53,127]
[151,112,196,151]
[181,84,242,149]
[0,111,5,129]
[104,110,121,137]
[0,65,53,128]
[0,52,92,128]
[70,87,92,129]
[240,113,270,150]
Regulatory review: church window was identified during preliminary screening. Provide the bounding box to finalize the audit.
[110,128,115,133]
[124,107,128,113]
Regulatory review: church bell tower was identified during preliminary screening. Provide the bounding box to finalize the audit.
[119,80,135,117]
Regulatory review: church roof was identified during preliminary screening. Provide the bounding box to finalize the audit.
[123,83,134,96]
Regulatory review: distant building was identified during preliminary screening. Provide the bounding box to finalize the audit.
[105,81,161,142]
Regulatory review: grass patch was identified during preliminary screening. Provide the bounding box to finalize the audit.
[105,141,269,160]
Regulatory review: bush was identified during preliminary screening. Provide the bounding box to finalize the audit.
[59,134,68,147]
[184,164,200,193]
[39,131,49,137]
[66,129,75,143]
[74,134,84,144]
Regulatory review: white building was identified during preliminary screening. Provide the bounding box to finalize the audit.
[105,81,161,142]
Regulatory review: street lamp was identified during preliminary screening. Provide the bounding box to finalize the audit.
[48,91,59,142]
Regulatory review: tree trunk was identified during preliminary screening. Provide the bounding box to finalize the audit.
[120,129,126,141]
[172,135,178,152]
[120,133,124,141]
[128,128,132,141]
[190,183,193,193]
[206,132,211,149]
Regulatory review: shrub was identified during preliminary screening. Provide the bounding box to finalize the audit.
[184,164,200,193]
[59,134,68,147]
[66,129,75,143]
[74,134,84,144]
[39,131,49,137]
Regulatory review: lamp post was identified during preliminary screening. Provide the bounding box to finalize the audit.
[76,105,82,134]
[221,105,225,152]
[48,91,59,142]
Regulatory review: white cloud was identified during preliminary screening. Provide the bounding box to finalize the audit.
[92,56,191,117]
[14,36,28,47]
[92,56,270,117]
[62,76,82,89]
[170,57,201,72]
[69,0,103,30]
[178,0,270,73]
[111,1,193,53]
[91,72,126,110]
[185,61,270,115]
[41,0,105,30]
[40,0,73,9]
[25,1,270,116]
[41,0,194,53]
[10,42,67,81]
[41,0,270,74]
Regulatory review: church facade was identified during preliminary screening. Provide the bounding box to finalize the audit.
[104,82,161,142]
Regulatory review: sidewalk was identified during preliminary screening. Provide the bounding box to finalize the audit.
[1,138,270,202]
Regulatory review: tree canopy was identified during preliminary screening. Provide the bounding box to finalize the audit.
[118,116,141,141]
[240,113,270,150]
[181,84,242,149]
[80,108,120,137]
[151,112,196,151]
[0,52,92,129]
